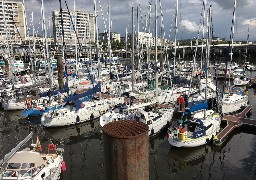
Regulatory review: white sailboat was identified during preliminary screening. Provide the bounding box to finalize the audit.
[219,0,249,114]
[100,101,174,136]
[167,110,221,148]
[41,97,124,127]
[220,87,248,114]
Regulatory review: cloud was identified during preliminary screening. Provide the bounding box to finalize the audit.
[6,0,256,40]
[180,19,198,32]
[242,18,256,27]
[207,0,252,10]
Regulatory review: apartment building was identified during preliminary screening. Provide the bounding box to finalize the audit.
[52,10,95,45]
[0,0,26,44]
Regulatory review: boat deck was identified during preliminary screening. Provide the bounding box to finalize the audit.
[214,105,255,146]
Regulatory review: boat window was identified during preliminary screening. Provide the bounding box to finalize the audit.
[7,163,21,169]
[206,124,213,130]
[19,170,29,176]
[152,115,161,121]
[23,168,36,177]
[21,163,35,169]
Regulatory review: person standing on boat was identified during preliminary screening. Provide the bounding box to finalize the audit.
[177,95,185,112]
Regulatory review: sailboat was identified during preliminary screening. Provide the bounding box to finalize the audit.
[219,0,249,114]
[168,4,221,148]
[168,110,221,148]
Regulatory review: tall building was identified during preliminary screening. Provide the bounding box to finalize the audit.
[52,10,95,46]
[0,0,27,44]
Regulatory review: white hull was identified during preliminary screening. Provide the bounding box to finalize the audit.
[221,94,248,114]
[100,104,174,136]
[2,101,25,110]
[168,134,213,148]
[168,110,221,148]
[1,149,64,180]
[41,97,124,127]
[233,79,250,86]
[147,109,174,135]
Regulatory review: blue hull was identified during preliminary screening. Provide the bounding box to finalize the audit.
[22,109,44,117]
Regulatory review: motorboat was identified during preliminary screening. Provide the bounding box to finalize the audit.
[0,133,65,180]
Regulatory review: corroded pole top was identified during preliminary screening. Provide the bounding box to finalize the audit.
[103,120,149,139]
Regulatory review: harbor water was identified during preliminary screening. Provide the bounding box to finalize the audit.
[1,77,256,180]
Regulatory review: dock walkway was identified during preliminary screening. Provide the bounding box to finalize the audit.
[214,105,255,146]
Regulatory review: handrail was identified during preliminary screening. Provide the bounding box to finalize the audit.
[0,132,33,166]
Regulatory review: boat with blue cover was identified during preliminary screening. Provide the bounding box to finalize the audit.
[167,110,221,148]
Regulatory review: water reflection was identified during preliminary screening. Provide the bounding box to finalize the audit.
[43,120,101,144]
[168,145,212,173]
[41,121,103,180]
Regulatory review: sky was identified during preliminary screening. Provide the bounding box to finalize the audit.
[15,0,256,41]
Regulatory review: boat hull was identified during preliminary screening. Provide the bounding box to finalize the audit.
[168,134,213,148]
[2,101,25,111]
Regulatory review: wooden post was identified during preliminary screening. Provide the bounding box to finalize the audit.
[57,54,64,89]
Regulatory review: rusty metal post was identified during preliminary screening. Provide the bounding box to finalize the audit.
[57,54,64,89]
[103,120,149,180]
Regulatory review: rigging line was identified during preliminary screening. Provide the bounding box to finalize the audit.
[64,0,94,87]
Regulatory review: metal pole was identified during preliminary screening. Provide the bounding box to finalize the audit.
[132,7,134,92]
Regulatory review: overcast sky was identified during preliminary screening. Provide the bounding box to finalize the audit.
[16,0,256,41]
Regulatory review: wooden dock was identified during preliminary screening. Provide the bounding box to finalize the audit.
[213,105,255,146]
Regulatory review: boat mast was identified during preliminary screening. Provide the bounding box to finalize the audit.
[93,0,101,99]
[155,0,158,98]
[132,7,135,92]
[88,13,92,73]
[245,26,249,69]
[125,27,128,59]
[205,5,212,103]
[32,12,36,79]
[228,0,236,91]
[74,0,78,76]
[41,0,52,89]
[108,0,111,77]
[201,0,206,72]
[137,5,140,70]
[173,0,178,77]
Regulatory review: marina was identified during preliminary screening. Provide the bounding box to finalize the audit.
[1,0,256,179]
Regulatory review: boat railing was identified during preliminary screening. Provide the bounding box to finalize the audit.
[0,132,33,167]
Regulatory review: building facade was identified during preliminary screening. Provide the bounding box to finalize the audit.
[99,32,121,43]
[52,10,95,46]
[0,0,26,44]
[127,32,171,48]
